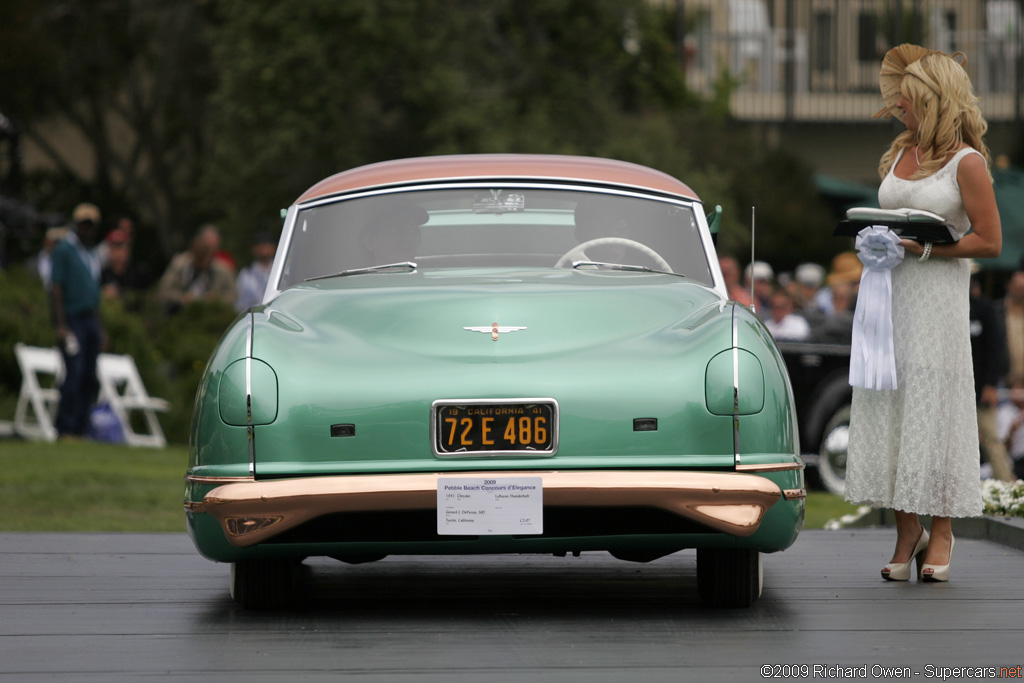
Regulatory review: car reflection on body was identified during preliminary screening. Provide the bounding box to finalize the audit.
[184,154,804,609]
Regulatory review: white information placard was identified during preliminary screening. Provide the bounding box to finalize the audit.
[437,477,543,535]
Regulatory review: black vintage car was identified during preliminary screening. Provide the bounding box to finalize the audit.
[778,340,851,496]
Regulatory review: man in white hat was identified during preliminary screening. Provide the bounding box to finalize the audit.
[49,202,105,439]
[744,260,774,317]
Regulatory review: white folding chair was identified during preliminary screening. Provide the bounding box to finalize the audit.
[12,343,65,442]
[96,353,170,448]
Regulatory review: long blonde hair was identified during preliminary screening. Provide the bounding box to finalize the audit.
[878,52,992,180]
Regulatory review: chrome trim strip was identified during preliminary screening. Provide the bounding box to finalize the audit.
[734,462,805,473]
[732,307,741,468]
[266,206,297,301]
[192,470,784,547]
[296,182,701,212]
[186,475,255,485]
[429,398,559,458]
[732,348,740,414]
[782,488,807,501]
[245,314,255,478]
[695,205,729,299]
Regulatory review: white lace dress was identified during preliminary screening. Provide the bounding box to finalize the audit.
[844,147,983,517]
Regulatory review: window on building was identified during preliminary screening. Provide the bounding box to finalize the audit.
[812,11,833,72]
[858,11,879,62]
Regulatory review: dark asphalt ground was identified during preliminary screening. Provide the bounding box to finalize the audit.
[1,529,1022,682]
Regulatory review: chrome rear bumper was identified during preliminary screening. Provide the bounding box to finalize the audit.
[186,470,802,548]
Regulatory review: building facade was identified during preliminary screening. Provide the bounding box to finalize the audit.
[669,0,1023,182]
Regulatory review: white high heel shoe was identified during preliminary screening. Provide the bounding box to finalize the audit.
[921,536,955,582]
[881,527,929,581]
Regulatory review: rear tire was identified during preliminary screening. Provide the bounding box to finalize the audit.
[230,558,298,610]
[697,548,762,607]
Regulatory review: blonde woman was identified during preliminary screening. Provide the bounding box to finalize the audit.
[845,45,1002,582]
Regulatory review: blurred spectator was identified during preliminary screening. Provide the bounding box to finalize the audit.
[94,216,134,268]
[970,273,1015,482]
[1000,270,1024,384]
[198,223,237,274]
[30,226,68,289]
[235,232,277,311]
[744,260,774,316]
[794,262,826,313]
[996,377,1024,480]
[765,287,810,341]
[808,281,857,344]
[815,252,863,315]
[718,255,752,306]
[49,203,104,440]
[157,227,236,314]
[777,270,795,299]
[100,228,147,308]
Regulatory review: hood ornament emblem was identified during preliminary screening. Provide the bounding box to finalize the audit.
[464,322,527,341]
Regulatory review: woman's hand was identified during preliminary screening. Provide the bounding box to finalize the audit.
[900,239,925,257]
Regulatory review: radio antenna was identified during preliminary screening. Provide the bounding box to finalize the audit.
[749,206,756,313]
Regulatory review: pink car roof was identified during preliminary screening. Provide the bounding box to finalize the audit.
[295,154,700,204]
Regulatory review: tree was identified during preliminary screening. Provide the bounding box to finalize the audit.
[200,0,698,248]
[2,0,835,271]
[0,0,217,257]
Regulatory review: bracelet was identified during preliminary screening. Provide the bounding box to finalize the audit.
[919,242,933,262]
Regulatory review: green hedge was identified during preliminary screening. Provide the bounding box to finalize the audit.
[0,266,237,445]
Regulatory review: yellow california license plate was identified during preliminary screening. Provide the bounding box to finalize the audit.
[432,399,557,456]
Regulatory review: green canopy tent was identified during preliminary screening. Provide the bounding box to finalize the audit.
[991,165,1024,271]
[814,173,879,215]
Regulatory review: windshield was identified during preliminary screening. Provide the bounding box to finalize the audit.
[279,186,712,289]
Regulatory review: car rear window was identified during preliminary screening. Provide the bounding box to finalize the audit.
[279,186,712,289]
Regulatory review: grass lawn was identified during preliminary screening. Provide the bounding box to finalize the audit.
[804,490,861,529]
[0,439,188,532]
[0,439,861,532]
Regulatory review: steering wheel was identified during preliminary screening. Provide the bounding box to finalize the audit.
[555,237,672,272]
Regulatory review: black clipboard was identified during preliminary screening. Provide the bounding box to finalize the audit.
[833,207,960,244]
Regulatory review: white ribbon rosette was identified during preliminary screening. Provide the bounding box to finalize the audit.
[850,226,904,390]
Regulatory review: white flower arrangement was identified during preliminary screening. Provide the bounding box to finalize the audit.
[823,505,873,530]
[825,480,1024,529]
[981,478,1024,518]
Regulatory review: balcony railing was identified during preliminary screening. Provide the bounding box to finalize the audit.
[677,0,1024,122]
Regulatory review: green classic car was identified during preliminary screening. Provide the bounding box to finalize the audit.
[185,154,804,609]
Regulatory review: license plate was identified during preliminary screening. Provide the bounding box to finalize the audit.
[432,399,557,456]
